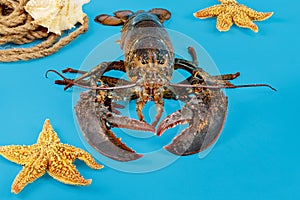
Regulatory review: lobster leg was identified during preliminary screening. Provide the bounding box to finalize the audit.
[54,61,126,90]
[69,61,125,81]
[60,60,125,76]
[175,47,240,83]
[100,76,132,87]
[135,88,165,127]
[54,75,131,93]
[61,68,87,74]
[54,75,133,115]
[136,99,146,122]
[187,46,199,66]
[211,72,240,80]
[152,95,164,127]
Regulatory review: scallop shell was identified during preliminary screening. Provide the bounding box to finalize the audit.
[25,0,90,35]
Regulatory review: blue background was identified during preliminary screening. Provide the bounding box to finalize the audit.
[0,0,299,199]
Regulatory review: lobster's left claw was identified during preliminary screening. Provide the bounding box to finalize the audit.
[157,91,228,156]
[75,91,155,162]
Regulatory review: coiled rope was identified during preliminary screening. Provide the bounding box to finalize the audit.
[0,0,88,62]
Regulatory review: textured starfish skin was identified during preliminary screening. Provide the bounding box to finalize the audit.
[0,119,103,194]
[194,0,273,32]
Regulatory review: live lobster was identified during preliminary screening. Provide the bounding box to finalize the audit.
[47,8,275,161]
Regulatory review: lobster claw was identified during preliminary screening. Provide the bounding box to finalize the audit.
[75,91,155,162]
[157,91,228,156]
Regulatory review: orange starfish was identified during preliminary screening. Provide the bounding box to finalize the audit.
[194,0,273,32]
[0,119,103,194]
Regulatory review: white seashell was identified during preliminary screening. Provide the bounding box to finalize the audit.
[25,0,90,35]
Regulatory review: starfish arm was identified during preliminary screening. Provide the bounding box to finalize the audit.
[60,144,103,170]
[194,5,223,19]
[47,155,91,186]
[219,0,237,3]
[239,5,273,21]
[216,12,233,32]
[0,145,38,165]
[233,12,258,32]
[11,155,47,194]
[37,119,61,144]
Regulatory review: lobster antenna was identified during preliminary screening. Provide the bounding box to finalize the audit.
[169,83,277,91]
[46,70,137,90]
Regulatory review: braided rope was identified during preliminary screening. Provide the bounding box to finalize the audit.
[0,0,88,62]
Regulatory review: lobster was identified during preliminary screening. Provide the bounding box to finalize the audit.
[46,8,275,161]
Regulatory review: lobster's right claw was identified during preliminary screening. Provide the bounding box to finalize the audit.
[76,91,155,162]
[157,91,228,156]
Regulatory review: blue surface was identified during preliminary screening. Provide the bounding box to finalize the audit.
[0,0,299,199]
